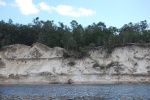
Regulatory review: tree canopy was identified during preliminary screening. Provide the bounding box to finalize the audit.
[0,18,150,55]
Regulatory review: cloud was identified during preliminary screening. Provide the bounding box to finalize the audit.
[0,0,6,6]
[15,0,39,15]
[38,2,51,11]
[37,3,96,17]
[54,5,96,17]
[10,0,96,17]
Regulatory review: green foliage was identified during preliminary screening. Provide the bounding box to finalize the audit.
[106,45,115,54]
[78,46,90,57]
[0,18,150,57]
[67,37,77,51]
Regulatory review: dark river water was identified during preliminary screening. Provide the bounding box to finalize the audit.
[0,84,150,100]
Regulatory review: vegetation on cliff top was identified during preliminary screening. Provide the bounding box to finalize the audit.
[0,18,150,55]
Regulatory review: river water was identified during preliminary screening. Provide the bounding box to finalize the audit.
[0,84,150,100]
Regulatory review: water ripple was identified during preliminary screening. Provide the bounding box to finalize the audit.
[0,84,150,100]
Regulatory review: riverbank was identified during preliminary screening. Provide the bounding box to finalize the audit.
[0,43,150,84]
[0,78,149,85]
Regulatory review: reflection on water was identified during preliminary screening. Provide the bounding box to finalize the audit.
[0,84,150,100]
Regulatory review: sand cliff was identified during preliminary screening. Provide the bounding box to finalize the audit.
[0,43,150,84]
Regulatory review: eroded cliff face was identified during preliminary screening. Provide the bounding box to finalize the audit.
[0,43,150,84]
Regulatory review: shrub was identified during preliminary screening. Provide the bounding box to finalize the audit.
[78,46,90,58]
[89,43,95,48]
[106,45,115,54]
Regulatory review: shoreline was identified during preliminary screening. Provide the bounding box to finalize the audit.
[0,81,150,85]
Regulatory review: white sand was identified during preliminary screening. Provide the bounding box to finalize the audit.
[0,43,150,84]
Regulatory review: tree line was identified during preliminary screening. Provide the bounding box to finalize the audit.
[0,17,150,55]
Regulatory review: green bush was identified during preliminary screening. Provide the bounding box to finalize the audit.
[78,46,90,58]
[106,45,115,54]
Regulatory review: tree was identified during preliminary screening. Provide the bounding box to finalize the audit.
[67,37,77,51]
[0,18,150,55]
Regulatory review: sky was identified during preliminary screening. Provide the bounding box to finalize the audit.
[0,0,150,28]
